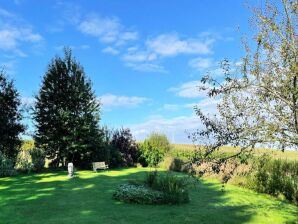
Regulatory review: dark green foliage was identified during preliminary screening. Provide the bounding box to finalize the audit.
[114,171,190,205]
[139,133,171,167]
[0,71,24,163]
[33,48,102,169]
[98,127,139,168]
[0,151,16,177]
[145,170,158,187]
[30,148,45,172]
[113,184,164,204]
[249,159,298,203]
[151,173,190,204]
[110,128,139,167]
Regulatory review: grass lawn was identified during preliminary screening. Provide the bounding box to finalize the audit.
[0,168,297,224]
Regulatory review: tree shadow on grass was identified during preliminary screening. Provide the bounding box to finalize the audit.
[0,168,297,224]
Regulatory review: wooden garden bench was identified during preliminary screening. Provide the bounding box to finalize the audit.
[92,162,109,171]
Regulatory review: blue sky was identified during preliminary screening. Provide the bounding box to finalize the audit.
[0,0,257,143]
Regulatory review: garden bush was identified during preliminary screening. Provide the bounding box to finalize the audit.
[248,159,298,203]
[0,152,16,177]
[152,173,190,204]
[160,156,184,172]
[113,184,164,204]
[145,170,158,187]
[114,171,190,205]
[99,127,139,168]
[16,150,33,174]
[139,133,171,167]
[30,148,45,172]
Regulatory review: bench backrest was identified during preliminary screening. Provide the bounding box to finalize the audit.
[92,162,106,168]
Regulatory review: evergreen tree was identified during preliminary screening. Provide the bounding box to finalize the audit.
[0,70,24,163]
[34,49,102,168]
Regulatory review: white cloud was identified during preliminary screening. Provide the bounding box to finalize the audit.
[189,57,213,71]
[78,15,138,44]
[122,50,156,63]
[0,8,15,18]
[168,81,210,98]
[0,8,43,54]
[162,98,220,114]
[185,98,220,114]
[120,33,215,73]
[125,63,166,73]
[99,94,150,109]
[130,97,221,143]
[102,46,119,55]
[146,33,214,57]
[162,104,180,111]
[129,115,202,143]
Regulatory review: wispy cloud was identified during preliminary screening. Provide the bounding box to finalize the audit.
[121,33,215,73]
[129,115,202,143]
[78,14,138,45]
[146,33,214,57]
[162,97,220,114]
[168,80,210,98]
[99,94,150,110]
[130,96,220,143]
[0,7,43,56]
[125,62,166,73]
[102,46,119,55]
[188,57,213,71]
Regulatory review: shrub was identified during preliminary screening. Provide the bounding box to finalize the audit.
[113,184,164,204]
[16,150,33,174]
[139,141,159,167]
[160,156,184,172]
[152,173,190,204]
[145,170,158,187]
[249,159,298,203]
[114,171,190,205]
[139,133,171,167]
[30,148,45,172]
[98,127,139,168]
[146,133,171,153]
[110,128,139,167]
[0,152,16,177]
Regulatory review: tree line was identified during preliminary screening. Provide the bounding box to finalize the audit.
[0,48,140,170]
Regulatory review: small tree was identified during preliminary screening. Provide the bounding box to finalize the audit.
[30,148,45,172]
[34,48,102,168]
[140,133,171,167]
[191,0,298,180]
[110,128,139,167]
[0,70,24,164]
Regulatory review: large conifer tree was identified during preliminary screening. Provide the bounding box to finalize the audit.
[0,70,24,163]
[34,49,102,168]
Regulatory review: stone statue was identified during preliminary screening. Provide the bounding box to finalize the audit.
[68,162,74,178]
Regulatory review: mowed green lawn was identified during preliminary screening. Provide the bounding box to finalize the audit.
[0,168,297,224]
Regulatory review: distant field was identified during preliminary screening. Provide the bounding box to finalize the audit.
[171,144,298,161]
